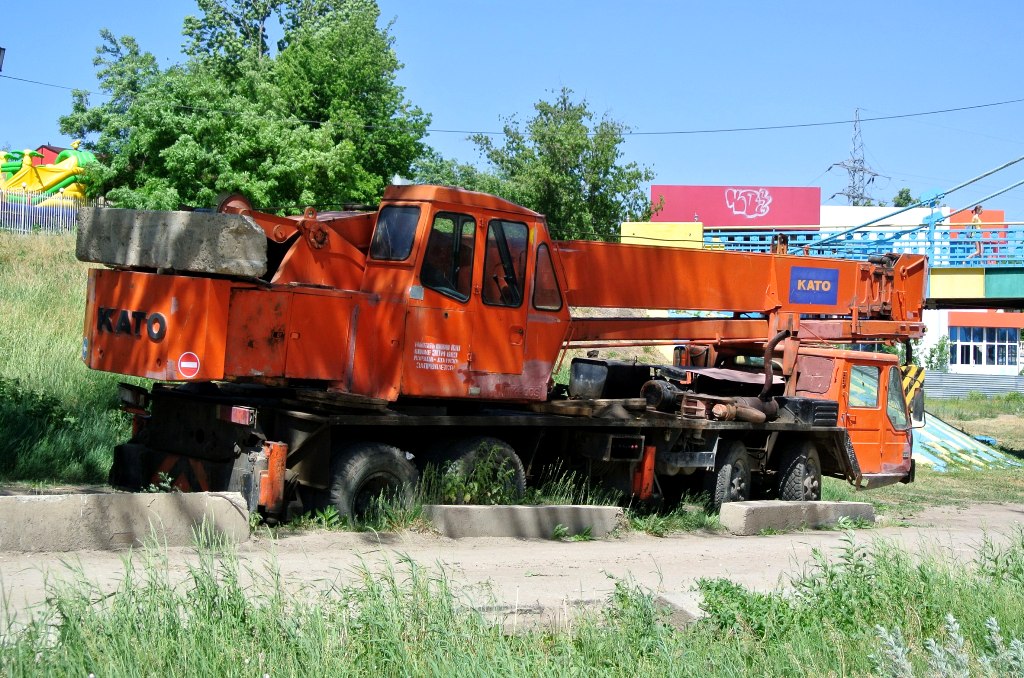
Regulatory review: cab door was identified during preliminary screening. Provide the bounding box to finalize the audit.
[470,218,530,375]
[842,361,885,474]
[402,210,477,398]
[879,366,913,472]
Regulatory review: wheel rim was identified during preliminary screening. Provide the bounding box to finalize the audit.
[727,460,749,502]
[802,458,821,500]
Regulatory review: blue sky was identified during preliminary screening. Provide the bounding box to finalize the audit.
[3,1,1023,218]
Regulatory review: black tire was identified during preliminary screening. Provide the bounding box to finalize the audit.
[439,436,526,504]
[776,440,822,502]
[327,442,418,521]
[704,440,751,512]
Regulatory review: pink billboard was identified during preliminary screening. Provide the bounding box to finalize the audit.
[651,185,821,227]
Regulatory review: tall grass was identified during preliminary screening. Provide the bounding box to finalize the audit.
[0,233,138,483]
[925,391,1024,421]
[5,531,1024,675]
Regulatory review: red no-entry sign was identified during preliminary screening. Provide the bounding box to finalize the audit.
[177,352,201,379]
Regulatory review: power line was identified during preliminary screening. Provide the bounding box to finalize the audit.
[624,98,1024,136]
[3,72,1023,137]
[0,73,80,90]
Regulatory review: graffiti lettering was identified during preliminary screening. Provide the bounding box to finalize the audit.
[724,187,773,219]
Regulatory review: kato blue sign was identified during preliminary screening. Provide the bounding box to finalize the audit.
[789,266,840,305]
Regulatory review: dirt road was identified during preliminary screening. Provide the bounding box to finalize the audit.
[3,503,1023,625]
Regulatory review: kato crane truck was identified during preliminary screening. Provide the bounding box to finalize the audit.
[76,185,928,520]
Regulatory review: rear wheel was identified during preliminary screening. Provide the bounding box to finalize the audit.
[435,436,526,504]
[776,440,822,501]
[327,442,418,521]
[705,440,751,512]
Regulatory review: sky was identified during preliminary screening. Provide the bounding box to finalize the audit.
[3,1,1024,219]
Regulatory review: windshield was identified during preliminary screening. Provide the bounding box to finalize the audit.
[369,206,421,261]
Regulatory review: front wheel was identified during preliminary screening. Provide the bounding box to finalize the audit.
[327,442,418,522]
[705,440,751,512]
[776,440,822,501]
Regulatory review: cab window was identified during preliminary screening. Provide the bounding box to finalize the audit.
[482,219,528,307]
[849,364,879,408]
[420,212,475,302]
[886,368,909,430]
[369,206,421,261]
[532,243,562,311]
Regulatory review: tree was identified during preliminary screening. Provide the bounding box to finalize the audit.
[60,0,429,210]
[410,150,509,196]
[892,187,916,208]
[468,88,654,241]
[925,336,950,373]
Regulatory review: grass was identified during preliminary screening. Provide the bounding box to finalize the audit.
[5,530,1024,675]
[925,392,1024,453]
[823,465,1024,517]
[0,233,142,484]
[627,502,722,536]
[926,391,1024,422]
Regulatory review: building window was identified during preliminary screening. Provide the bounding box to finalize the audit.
[948,326,1019,367]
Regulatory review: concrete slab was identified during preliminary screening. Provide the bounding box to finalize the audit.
[421,504,625,539]
[0,492,250,551]
[76,207,267,277]
[654,592,706,628]
[719,500,875,536]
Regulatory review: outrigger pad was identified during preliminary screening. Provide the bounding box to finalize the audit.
[76,207,268,277]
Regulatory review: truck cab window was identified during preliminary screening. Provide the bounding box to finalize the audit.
[420,212,475,302]
[886,368,909,430]
[369,206,421,261]
[848,364,879,408]
[483,219,528,307]
[532,243,562,311]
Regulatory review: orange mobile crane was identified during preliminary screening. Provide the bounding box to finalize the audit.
[77,185,927,520]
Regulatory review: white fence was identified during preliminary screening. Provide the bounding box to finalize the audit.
[0,189,92,234]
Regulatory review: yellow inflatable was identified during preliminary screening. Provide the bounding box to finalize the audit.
[0,140,95,206]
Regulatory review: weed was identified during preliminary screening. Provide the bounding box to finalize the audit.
[551,523,568,540]
[628,501,721,536]
[568,526,594,542]
[833,515,873,530]
[143,472,176,494]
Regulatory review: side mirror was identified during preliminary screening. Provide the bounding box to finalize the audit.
[910,388,926,428]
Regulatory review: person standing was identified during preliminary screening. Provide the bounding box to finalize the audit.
[966,205,983,260]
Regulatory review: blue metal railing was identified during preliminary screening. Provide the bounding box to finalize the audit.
[703,223,1024,268]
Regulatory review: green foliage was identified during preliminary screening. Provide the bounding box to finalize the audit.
[925,336,950,373]
[892,187,917,208]
[466,87,655,241]
[143,472,177,494]
[628,502,721,536]
[7,528,1024,674]
[417,448,520,506]
[0,234,139,484]
[61,1,429,209]
[926,391,1024,421]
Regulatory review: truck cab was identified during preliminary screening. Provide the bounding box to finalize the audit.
[795,348,915,486]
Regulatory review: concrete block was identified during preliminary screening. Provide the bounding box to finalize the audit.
[0,492,250,551]
[719,501,874,536]
[421,504,625,539]
[654,592,705,628]
[76,207,267,277]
